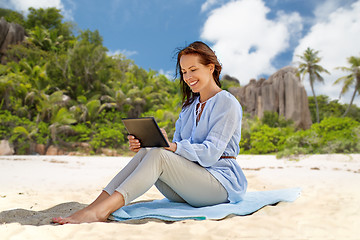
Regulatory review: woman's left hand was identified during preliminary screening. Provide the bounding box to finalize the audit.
[160,128,177,152]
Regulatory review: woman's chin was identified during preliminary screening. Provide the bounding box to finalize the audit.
[190,87,199,93]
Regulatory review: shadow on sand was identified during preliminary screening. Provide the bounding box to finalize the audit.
[0,202,87,226]
[0,200,176,226]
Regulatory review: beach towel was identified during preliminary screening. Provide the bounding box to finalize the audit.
[110,188,301,221]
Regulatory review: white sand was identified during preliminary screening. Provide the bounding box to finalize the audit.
[0,154,359,239]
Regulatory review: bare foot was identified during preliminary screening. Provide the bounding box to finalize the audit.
[52,207,109,224]
[52,191,124,224]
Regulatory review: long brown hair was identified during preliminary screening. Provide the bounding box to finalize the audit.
[176,41,222,108]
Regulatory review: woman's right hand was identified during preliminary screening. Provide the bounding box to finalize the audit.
[128,135,141,152]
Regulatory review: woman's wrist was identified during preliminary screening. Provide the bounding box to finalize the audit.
[167,142,177,152]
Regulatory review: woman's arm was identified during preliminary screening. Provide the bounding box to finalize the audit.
[175,97,242,167]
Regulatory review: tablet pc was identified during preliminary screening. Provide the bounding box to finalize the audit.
[122,117,170,148]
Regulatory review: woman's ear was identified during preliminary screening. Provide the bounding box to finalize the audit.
[208,63,215,74]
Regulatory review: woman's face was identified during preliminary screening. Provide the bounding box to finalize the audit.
[180,54,214,94]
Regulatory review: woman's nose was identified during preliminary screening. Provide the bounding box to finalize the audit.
[184,72,191,81]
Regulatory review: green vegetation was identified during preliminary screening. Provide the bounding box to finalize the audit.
[334,56,360,116]
[297,47,330,123]
[277,117,360,157]
[240,112,360,157]
[0,8,25,25]
[0,7,181,154]
[1,7,360,156]
[240,112,295,154]
[308,95,360,123]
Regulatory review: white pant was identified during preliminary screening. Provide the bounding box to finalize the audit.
[103,148,228,207]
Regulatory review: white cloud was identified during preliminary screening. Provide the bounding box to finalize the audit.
[0,0,74,20]
[201,0,224,12]
[107,49,138,58]
[159,69,175,80]
[201,0,302,84]
[292,0,360,105]
[313,0,347,23]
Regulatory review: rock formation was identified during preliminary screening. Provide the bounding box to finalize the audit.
[0,17,26,64]
[0,140,14,155]
[229,66,312,129]
[222,74,239,83]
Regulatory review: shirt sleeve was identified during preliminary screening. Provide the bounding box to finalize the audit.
[174,96,242,167]
[172,109,183,143]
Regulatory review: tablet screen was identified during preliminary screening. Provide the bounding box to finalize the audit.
[122,117,170,148]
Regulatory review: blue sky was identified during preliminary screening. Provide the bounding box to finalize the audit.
[2,0,360,106]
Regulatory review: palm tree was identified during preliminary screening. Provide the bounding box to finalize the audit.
[35,90,71,123]
[99,86,130,112]
[49,107,76,146]
[297,47,330,123]
[12,126,38,154]
[28,26,53,51]
[0,68,29,113]
[334,56,360,116]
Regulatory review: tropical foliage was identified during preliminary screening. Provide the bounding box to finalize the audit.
[0,7,181,154]
[240,112,360,157]
[1,7,360,156]
[334,56,360,116]
[277,117,360,157]
[0,8,25,25]
[308,95,360,123]
[297,47,329,123]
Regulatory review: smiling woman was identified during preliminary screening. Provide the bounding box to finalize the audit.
[176,41,222,107]
[52,41,247,224]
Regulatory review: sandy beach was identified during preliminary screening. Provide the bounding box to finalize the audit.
[1,154,359,239]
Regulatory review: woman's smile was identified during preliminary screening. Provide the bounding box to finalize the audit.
[188,80,199,87]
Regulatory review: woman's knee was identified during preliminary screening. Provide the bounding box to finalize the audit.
[147,147,166,155]
[145,148,169,160]
[141,148,173,168]
[137,147,148,155]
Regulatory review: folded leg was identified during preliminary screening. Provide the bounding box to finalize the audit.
[115,148,228,207]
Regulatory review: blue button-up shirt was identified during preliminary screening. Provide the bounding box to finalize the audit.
[173,90,247,203]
